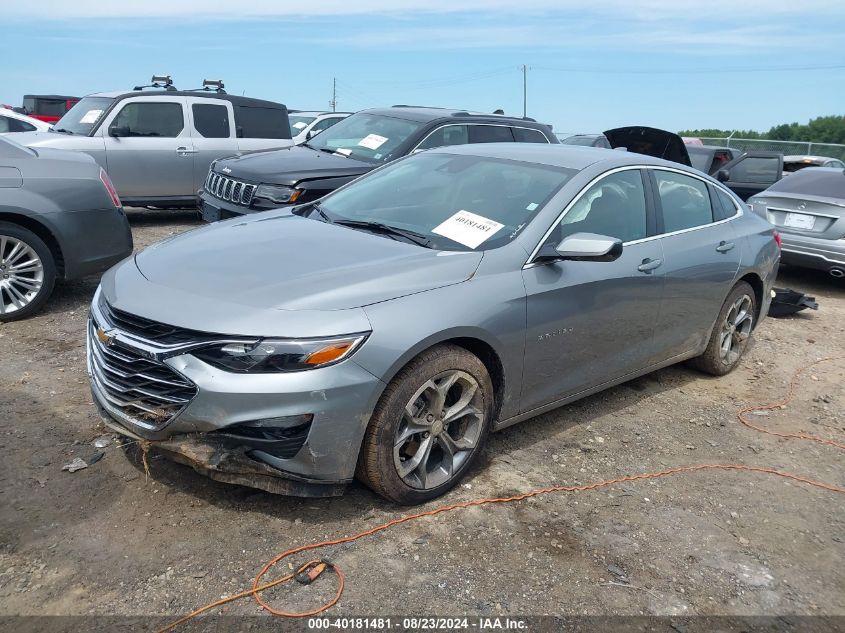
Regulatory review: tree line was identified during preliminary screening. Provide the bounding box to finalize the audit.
[679,115,845,144]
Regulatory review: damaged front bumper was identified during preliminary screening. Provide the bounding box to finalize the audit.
[86,290,386,496]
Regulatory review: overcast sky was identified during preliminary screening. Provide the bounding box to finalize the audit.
[4,0,844,134]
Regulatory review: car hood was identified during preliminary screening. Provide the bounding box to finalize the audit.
[214,145,373,186]
[133,210,482,313]
[604,126,691,167]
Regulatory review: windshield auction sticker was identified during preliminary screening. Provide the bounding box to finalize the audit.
[432,210,504,249]
[80,109,103,124]
[358,133,388,150]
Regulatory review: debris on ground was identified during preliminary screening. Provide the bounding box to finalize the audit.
[768,287,819,317]
[61,458,88,473]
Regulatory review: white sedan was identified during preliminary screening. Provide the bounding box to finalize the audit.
[0,107,52,134]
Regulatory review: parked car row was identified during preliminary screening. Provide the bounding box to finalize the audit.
[1,76,838,504]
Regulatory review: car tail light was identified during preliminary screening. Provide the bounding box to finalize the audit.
[99,168,121,208]
[773,229,782,249]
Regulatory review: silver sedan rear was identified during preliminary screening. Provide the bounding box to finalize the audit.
[749,167,845,277]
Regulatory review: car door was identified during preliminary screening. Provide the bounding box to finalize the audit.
[520,167,665,412]
[100,96,194,199]
[717,151,783,201]
[648,168,742,358]
[187,98,235,193]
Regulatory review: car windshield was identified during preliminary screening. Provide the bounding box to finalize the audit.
[289,115,316,134]
[304,113,422,163]
[52,96,114,135]
[767,168,845,198]
[315,152,575,251]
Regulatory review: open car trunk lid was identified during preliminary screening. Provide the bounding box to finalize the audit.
[604,126,691,167]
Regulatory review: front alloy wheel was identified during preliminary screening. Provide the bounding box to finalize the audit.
[394,370,484,490]
[358,344,493,504]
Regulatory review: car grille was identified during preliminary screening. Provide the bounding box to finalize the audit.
[88,320,198,429]
[205,171,256,206]
[99,298,220,346]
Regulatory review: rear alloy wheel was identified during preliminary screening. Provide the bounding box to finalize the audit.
[357,344,493,505]
[689,281,756,376]
[0,223,56,322]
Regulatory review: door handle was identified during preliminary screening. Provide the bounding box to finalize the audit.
[176,147,198,155]
[716,241,735,253]
[637,258,663,273]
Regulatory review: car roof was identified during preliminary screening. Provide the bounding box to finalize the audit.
[290,111,351,117]
[687,145,736,153]
[86,89,286,109]
[426,142,689,171]
[360,106,546,126]
[783,155,838,162]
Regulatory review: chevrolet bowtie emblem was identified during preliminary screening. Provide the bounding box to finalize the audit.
[95,327,116,346]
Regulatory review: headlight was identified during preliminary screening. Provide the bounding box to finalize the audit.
[254,184,303,204]
[192,334,368,373]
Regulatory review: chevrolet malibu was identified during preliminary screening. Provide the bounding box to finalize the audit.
[88,144,779,505]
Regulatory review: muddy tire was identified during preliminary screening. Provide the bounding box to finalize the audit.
[0,222,56,322]
[689,281,756,376]
[357,344,494,505]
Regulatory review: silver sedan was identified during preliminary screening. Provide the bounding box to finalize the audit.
[88,144,779,504]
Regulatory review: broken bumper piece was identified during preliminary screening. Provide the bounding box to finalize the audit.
[152,435,349,497]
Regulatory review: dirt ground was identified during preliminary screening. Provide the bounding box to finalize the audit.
[1,208,843,626]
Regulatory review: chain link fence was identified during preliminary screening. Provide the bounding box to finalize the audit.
[699,137,845,161]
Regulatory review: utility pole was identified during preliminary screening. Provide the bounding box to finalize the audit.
[521,64,528,117]
[329,78,337,112]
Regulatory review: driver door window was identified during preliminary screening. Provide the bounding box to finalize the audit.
[550,169,648,245]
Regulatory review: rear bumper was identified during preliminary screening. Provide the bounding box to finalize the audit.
[47,207,134,279]
[779,233,845,271]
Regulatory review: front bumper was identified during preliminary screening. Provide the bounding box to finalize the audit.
[199,190,281,222]
[86,294,386,491]
[779,233,845,271]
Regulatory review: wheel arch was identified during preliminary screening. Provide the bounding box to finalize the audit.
[0,212,65,277]
[736,271,764,327]
[374,328,508,423]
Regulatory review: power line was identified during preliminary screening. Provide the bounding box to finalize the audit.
[534,63,845,75]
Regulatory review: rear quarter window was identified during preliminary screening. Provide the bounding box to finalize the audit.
[235,105,291,139]
[512,127,549,143]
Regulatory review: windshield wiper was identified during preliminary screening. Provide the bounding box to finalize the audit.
[52,128,74,134]
[333,220,433,248]
[308,203,333,223]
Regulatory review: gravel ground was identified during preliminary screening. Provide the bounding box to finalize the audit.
[0,208,843,626]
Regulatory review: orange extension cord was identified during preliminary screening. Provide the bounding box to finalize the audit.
[158,356,845,632]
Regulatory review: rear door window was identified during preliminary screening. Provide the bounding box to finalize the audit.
[654,170,714,233]
[512,127,549,143]
[236,106,290,139]
[112,102,184,137]
[417,125,469,150]
[468,125,514,143]
[192,103,230,138]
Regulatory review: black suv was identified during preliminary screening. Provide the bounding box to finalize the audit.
[199,106,558,221]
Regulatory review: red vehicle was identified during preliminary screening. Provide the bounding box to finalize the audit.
[19,94,80,124]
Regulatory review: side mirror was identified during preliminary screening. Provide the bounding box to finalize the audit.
[306,129,316,140]
[554,232,623,262]
[716,168,730,182]
[109,125,129,138]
